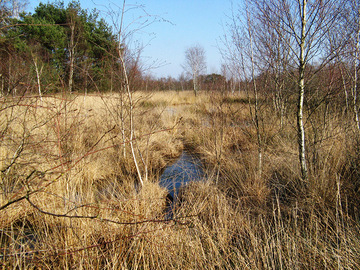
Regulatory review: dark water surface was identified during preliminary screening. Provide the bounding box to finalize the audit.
[159,151,204,201]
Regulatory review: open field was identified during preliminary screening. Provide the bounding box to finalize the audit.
[1,90,360,269]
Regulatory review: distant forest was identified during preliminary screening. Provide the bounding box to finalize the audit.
[0,1,229,96]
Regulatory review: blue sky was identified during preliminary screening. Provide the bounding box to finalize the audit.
[27,0,232,78]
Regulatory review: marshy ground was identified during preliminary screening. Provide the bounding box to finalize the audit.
[1,90,360,269]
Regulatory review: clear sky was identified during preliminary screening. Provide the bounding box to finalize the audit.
[27,0,232,79]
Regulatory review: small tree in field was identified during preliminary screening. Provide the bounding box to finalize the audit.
[183,45,206,96]
[250,0,346,181]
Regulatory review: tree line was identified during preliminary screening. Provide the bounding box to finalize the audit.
[0,1,235,96]
[0,1,121,96]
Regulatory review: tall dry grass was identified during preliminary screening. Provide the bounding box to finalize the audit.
[1,90,360,269]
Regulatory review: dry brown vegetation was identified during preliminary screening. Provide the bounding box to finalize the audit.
[1,90,360,269]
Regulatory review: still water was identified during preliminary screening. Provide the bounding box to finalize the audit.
[159,151,204,202]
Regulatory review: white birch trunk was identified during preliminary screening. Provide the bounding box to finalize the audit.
[193,70,198,96]
[352,8,360,131]
[298,0,308,181]
[118,0,144,188]
[33,55,43,101]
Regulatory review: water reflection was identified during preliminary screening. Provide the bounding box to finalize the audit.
[159,151,204,207]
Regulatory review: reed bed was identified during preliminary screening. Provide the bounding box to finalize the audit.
[1,90,359,269]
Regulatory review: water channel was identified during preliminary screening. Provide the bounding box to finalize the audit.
[159,151,204,215]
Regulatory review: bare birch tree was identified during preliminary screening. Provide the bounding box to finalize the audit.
[222,2,264,177]
[339,0,360,131]
[249,0,345,181]
[255,3,292,129]
[245,3,263,177]
[106,0,163,188]
[183,45,206,96]
[0,0,27,19]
